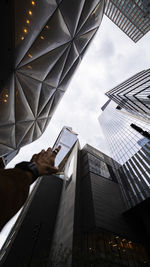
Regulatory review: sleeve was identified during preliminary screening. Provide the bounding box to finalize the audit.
[0,168,33,231]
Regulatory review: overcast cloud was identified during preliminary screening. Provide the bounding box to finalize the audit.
[0,15,150,248]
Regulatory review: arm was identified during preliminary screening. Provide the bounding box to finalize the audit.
[0,146,61,231]
[0,168,33,231]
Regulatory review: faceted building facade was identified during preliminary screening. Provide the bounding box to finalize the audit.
[0,0,104,157]
[1,141,149,267]
[104,0,150,42]
[106,68,150,122]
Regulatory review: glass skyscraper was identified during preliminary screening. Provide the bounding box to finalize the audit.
[99,100,150,165]
[106,68,150,122]
[104,0,150,42]
[99,100,150,208]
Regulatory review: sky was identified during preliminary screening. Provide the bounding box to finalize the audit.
[0,15,150,249]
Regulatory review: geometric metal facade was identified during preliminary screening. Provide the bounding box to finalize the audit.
[104,0,150,42]
[106,69,150,122]
[0,0,104,157]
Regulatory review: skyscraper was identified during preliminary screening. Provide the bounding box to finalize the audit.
[99,100,150,203]
[99,67,150,208]
[99,99,150,255]
[104,0,150,42]
[99,100,150,165]
[72,144,149,266]
[0,0,105,158]
[106,68,150,122]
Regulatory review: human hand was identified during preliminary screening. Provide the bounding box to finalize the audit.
[31,146,61,176]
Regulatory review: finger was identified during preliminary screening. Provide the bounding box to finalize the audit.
[57,145,61,152]
[46,147,52,155]
[44,148,52,159]
[39,149,45,154]
[31,154,37,162]
[48,166,59,174]
[34,149,45,158]
[52,145,61,157]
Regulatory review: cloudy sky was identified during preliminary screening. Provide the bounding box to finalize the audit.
[0,15,150,248]
[7,16,150,165]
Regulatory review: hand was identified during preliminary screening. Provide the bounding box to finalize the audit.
[31,146,61,176]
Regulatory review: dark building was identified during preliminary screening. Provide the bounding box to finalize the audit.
[104,0,150,42]
[105,68,150,122]
[0,0,105,158]
[0,176,63,267]
[72,144,150,267]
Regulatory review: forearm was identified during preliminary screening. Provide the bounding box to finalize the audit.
[0,168,33,231]
[0,146,60,231]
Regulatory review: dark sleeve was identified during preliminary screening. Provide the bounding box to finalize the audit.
[0,168,33,231]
